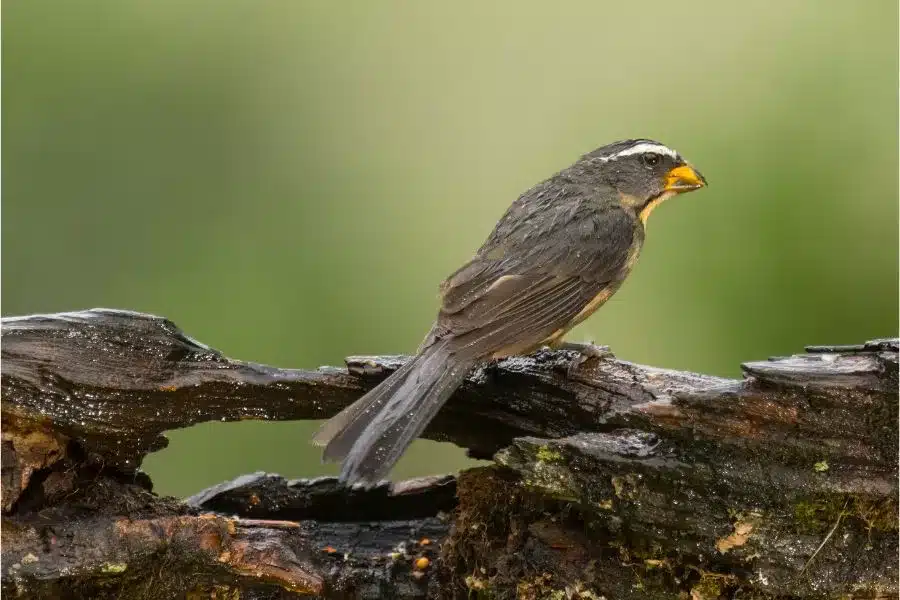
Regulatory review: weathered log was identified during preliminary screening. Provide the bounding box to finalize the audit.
[1,309,896,599]
[3,472,452,599]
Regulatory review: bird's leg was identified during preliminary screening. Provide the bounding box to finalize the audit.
[556,341,613,360]
[551,340,614,378]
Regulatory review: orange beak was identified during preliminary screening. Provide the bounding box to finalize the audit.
[664,164,707,192]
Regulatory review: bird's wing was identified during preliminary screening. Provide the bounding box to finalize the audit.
[435,206,637,358]
[442,273,602,357]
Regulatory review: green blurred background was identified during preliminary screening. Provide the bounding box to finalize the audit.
[4,1,897,498]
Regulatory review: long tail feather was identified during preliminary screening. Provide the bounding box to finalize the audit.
[312,357,419,462]
[313,341,472,486]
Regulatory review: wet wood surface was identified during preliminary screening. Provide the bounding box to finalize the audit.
[2,309,896,598]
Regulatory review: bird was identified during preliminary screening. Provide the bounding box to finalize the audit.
[313,138,707,486]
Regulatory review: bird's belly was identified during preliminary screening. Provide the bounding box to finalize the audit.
[490,233,642,359]
[540,286,615,347]
[488,285,617,359]
[539,246,642,348]
[565,287,615,329]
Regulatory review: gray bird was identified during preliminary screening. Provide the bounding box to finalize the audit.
[313,139,707,486]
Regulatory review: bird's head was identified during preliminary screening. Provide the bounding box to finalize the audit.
[580,139,707,223]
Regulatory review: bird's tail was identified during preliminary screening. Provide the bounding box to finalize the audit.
[312,340,472,486]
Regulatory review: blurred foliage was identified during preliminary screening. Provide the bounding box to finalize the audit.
[3,1,897,498]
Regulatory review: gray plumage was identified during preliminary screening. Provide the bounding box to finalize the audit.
[313,138,705,486]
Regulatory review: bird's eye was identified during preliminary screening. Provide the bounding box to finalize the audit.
[642,153,661,167]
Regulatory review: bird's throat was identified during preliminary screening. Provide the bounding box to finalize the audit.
[638,190,678,225]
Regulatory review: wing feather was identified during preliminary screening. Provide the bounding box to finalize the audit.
[433,206,638,360]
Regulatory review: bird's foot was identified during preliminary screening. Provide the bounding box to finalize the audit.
[557,341,613,377]
[558,341,613,360]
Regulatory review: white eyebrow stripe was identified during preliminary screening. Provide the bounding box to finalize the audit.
[601,142,679,161]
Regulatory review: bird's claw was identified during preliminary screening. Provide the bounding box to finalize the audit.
[559,341,613,360]
[558,341,613,377]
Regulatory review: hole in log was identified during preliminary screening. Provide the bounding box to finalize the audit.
[141,420,482,497]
